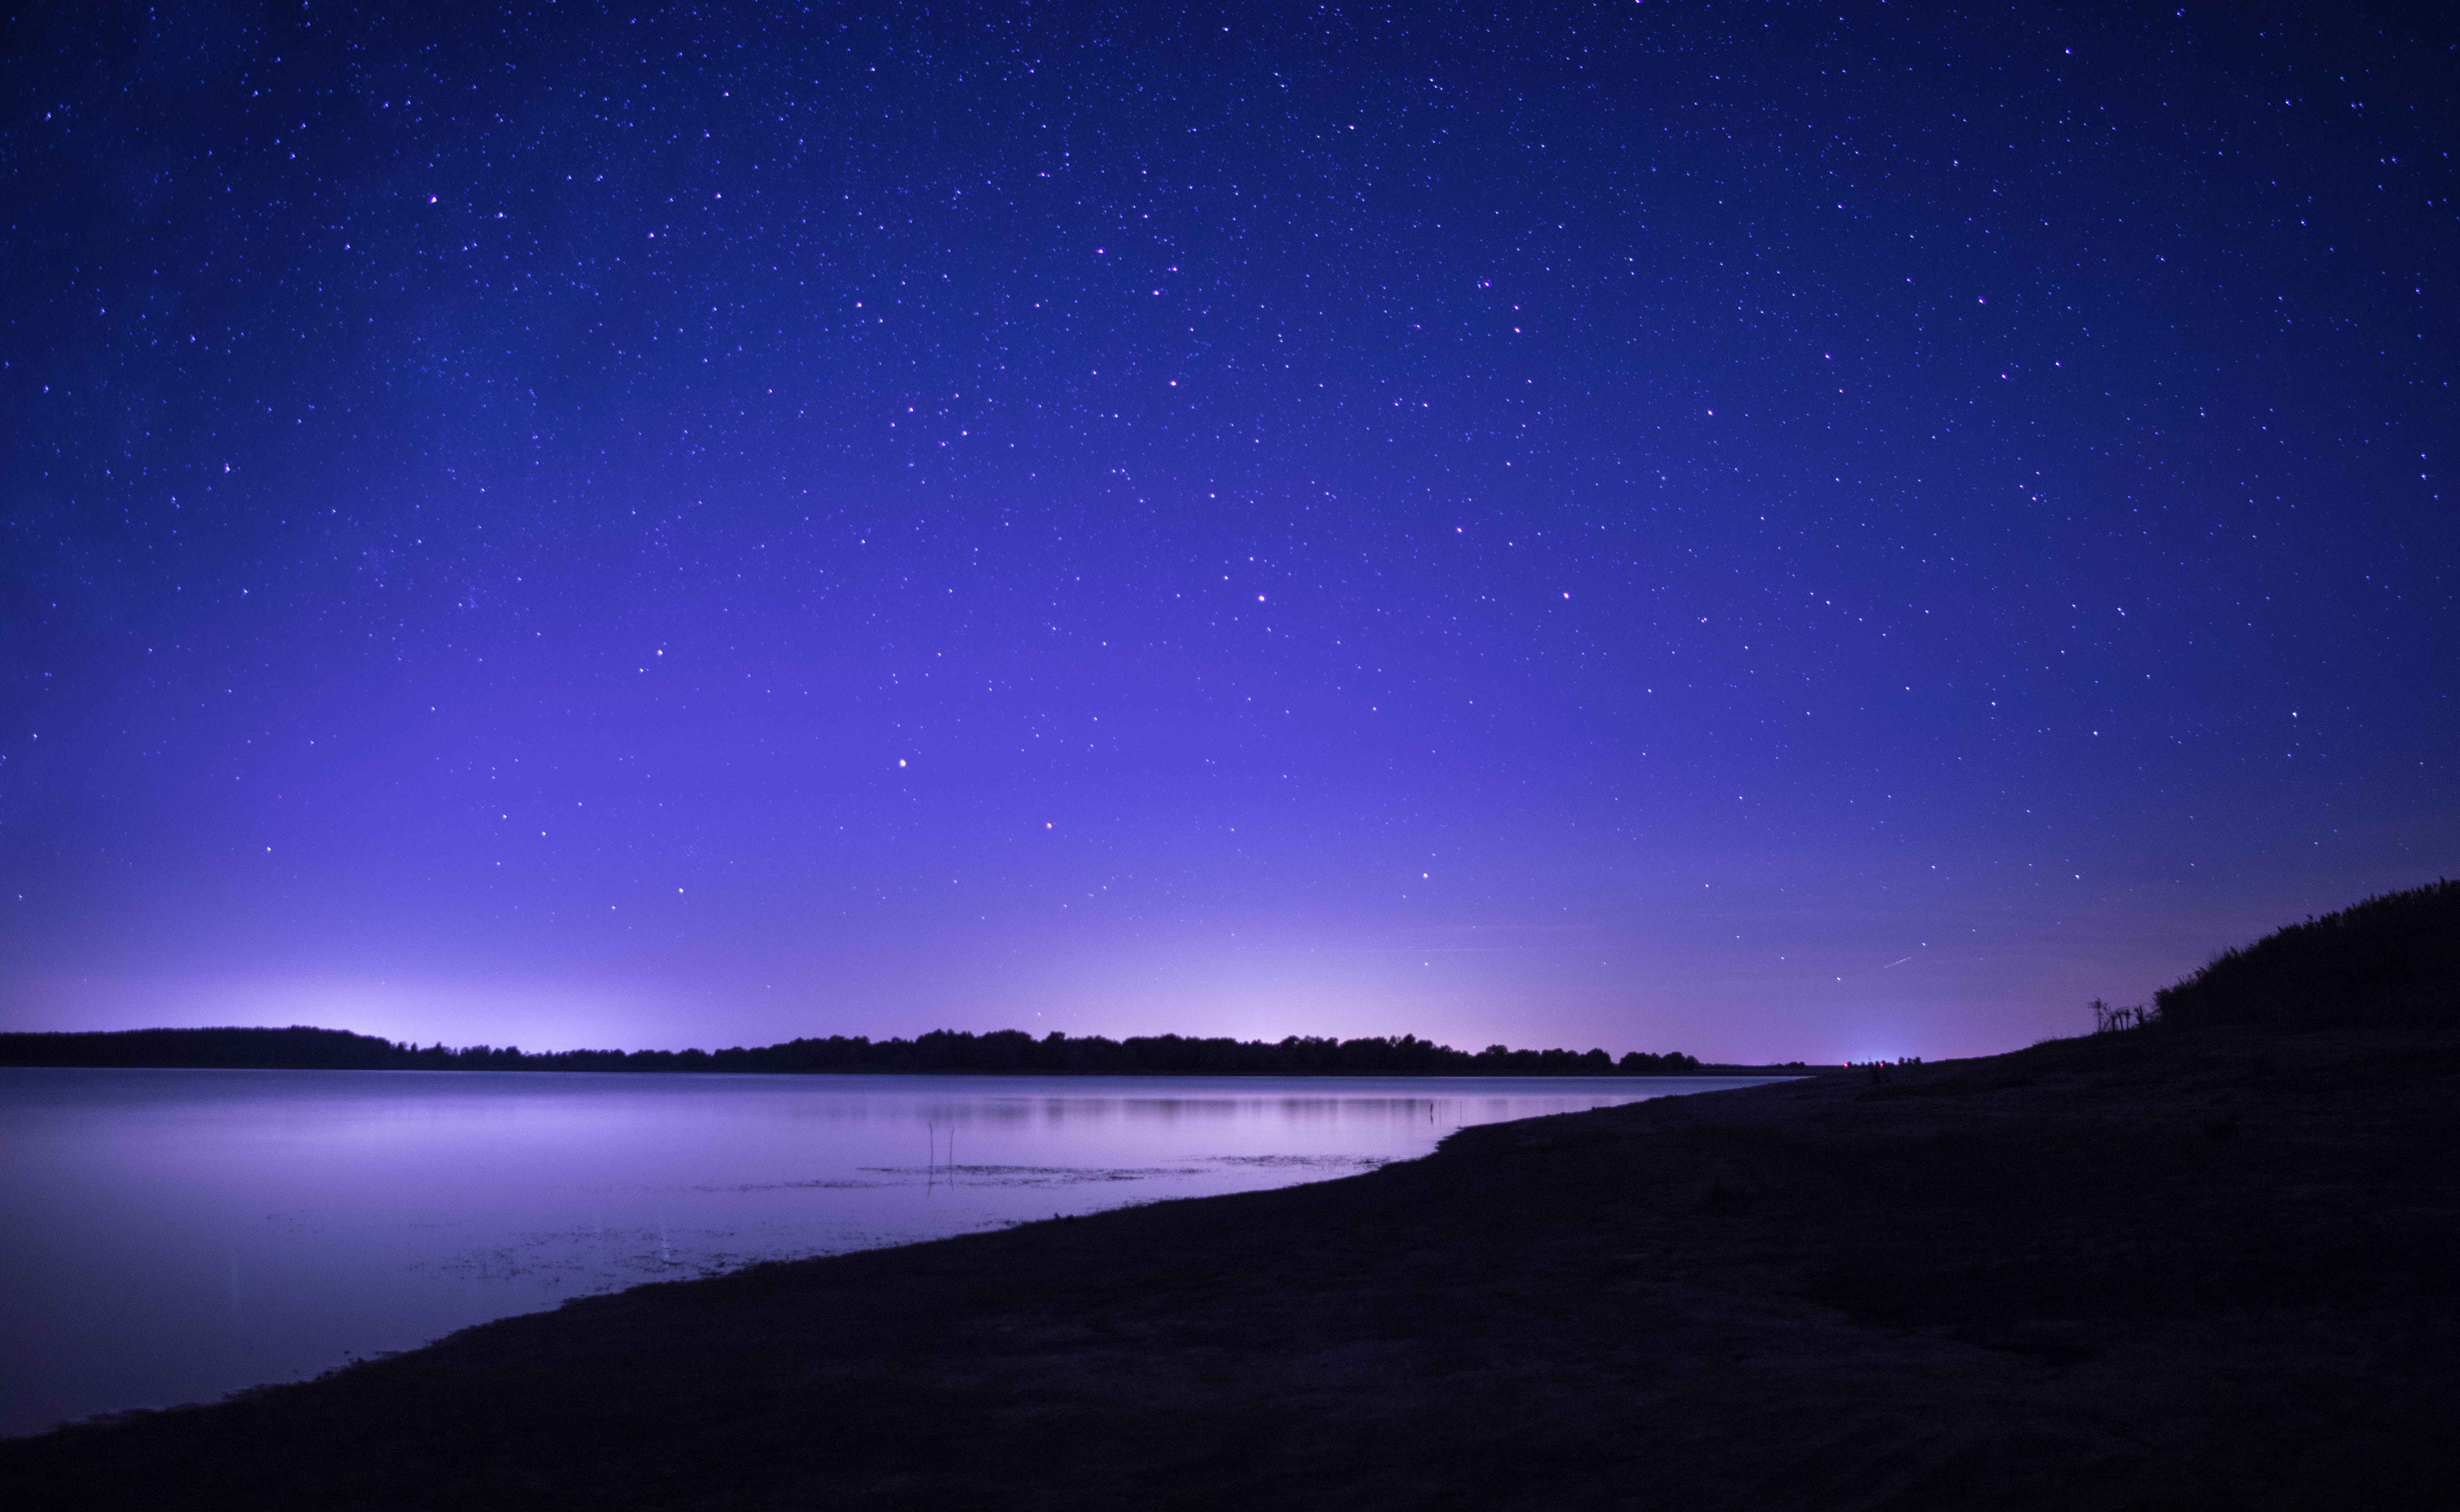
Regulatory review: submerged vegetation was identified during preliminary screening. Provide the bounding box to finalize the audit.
[0,1024,1703,1077]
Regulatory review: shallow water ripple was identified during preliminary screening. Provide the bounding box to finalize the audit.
[0,1068,1779,1435]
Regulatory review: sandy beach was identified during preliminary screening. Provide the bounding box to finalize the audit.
[6,1024,2454,1509]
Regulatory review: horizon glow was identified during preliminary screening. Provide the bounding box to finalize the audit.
[4,1,2452,1063]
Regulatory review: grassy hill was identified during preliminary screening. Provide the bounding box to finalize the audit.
[2154,878,2459,1029]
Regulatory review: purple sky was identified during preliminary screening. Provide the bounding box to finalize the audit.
[5,1,2453,1063]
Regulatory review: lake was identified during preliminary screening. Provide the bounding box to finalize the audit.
[0,1066,1785,1437]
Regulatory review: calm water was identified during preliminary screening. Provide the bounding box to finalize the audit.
[0,1066,1781,1436]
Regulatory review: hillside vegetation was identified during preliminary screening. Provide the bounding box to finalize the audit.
[2154,878,2459,1029]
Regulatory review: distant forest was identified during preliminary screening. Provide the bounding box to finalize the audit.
[0,1025,1708,1077]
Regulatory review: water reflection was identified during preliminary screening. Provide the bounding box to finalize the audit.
[0,1067,1783,1435]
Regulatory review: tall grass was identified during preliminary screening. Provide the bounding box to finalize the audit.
[2152,878,2460,1029]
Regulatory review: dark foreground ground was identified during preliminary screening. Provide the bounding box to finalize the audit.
[8,1027,2456,1510]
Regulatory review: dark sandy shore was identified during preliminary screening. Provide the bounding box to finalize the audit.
[7,1026,2455,1510]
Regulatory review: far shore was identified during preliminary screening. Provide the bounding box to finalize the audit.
[0,1056,1825,1078]
[0,1023,1755,1078]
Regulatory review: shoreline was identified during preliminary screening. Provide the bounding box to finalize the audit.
[7,1024,2452,1508]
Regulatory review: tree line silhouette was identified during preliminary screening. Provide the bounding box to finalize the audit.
[0,1024,1707,1076]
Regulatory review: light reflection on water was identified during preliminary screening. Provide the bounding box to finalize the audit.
[0,1066,1783,1435]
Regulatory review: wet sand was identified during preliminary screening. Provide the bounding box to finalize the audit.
[6,1025,2455,1509]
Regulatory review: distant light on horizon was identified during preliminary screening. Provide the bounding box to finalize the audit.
[3,3,2450,1064]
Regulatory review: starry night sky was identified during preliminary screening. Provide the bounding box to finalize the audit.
[4,1,2452,1062]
